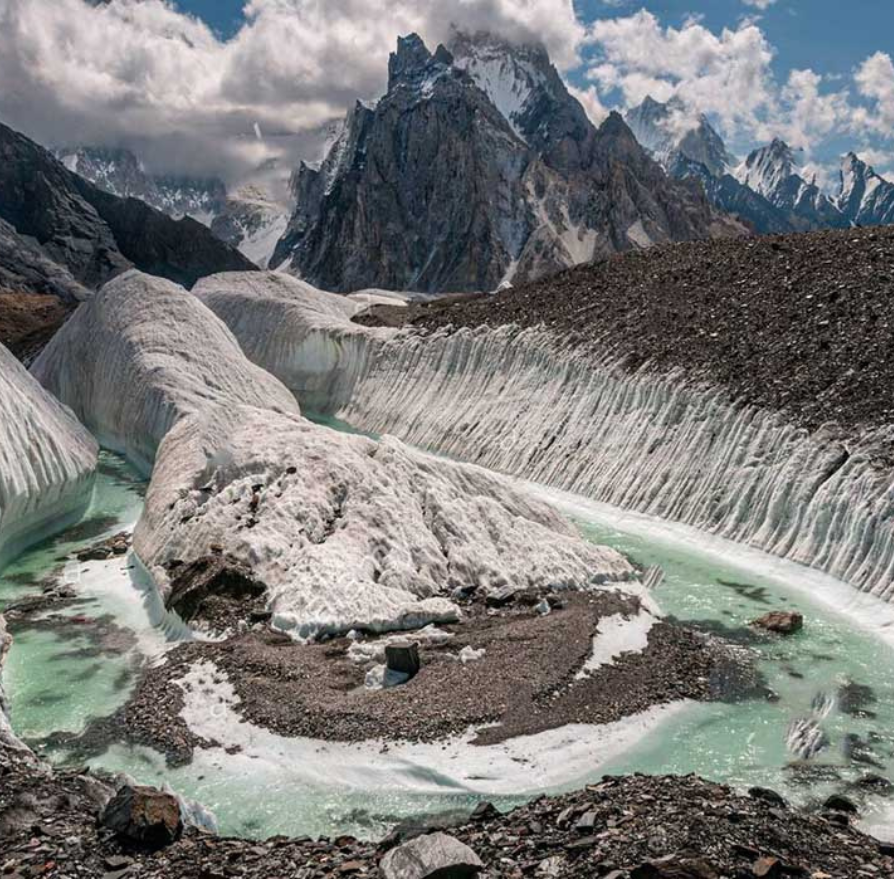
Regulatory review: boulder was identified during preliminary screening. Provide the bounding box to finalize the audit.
[823,794,858,815]
[751,857,782,878]
[751,611,803,635]
[165,554,267,623]
[747,787,787,809]
[385,641,422,678]
[99,784,182,848]
[379,832,483,879]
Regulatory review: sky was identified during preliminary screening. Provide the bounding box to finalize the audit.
[0,0,891,189]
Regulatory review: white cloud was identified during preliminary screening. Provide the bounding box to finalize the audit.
[742,0,777,10]
[0,0,584,183]
[855,51,894,134]
[567,84,609,125]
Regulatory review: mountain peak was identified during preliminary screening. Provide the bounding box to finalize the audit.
[388,34,442,90]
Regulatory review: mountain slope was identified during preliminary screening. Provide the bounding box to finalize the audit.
[837,152,894,227]
[273,33,743,294]
[56,146,227,224]
[734,139,849,231]
[0,122,256,289]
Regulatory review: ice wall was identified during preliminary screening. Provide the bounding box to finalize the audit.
[0,343,98,571]
[328,325,894,602]
[30,271,633,638]
[31,270,299,474]
[135,404,635,640]
[193,272,395,413]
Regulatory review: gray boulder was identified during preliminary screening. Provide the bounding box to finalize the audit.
[380,831,483,879]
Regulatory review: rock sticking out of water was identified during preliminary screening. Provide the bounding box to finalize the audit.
[751,611,803,635]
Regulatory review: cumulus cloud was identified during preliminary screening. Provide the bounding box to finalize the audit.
[855,51,894,134]
[585,11,777,142]
[742,0,777,10]
[0,0,583,184]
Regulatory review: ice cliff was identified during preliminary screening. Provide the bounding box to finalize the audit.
[197,274,894,604]
[32,270,633,638]
[193,272,393,412]
[0,343,98,571]
[31,270,299,474]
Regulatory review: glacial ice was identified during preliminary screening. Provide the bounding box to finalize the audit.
[31,270,633,639]
[194,274,894,605]
[193,271,395,412]
[0,342,98,571]
[135,404,635,640]
[31,270,299,473]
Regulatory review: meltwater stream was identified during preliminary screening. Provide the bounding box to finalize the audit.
[2,450,894,842]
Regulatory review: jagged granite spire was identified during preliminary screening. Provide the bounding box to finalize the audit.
[273,32,744,294]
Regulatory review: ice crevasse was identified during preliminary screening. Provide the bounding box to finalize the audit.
[195,270,894,604]
[33,270,635,639]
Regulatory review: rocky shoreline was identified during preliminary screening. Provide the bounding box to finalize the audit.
[2,740,892,878]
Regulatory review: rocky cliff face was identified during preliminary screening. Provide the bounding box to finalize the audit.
[0,122,256,291]
[837,152,894,227]
[273,33,743,294]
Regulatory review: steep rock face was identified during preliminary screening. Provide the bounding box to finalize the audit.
[0,218,90,302]
[273,34,742,294]
[0,123,256,290]
[0,342,98,570]
[56,146,227,224]
[734,140,849,231]
[837,153,894,227]
[669,156,796,235]
[30,271,297,471]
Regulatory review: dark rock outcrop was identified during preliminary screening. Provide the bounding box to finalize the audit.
[165,553,267,629]
[273,33,743,294]
[0,122,256,290]
[99,784,182,848]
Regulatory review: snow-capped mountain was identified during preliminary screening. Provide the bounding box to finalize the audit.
[626,96,735,179]
[734,140,849,231]
[56,146,227,225]
[210,186,290,270]
[625,98,865,234]
[273,32,743,294]
[837,152,894,227]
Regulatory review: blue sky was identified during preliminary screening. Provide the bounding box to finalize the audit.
[2,1,891,185]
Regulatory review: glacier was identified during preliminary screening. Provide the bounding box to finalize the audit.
[195,272,894,605]
[32,270,634,639]
[0,343,98,572]
[31,270,299,474]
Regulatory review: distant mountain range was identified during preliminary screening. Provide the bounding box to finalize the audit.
[271,32,744,294]
[0,122,255,299]
[625,95,894,235]
[53,146,289,270]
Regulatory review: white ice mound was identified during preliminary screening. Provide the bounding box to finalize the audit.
[134,405,634,640]
[31,270,299,473]
[193,271,393,411]
[0,343,98,570]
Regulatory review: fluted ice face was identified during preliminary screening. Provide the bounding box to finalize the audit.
[31,270,300,474]
[332,325,894,602]
[193,271,395,413]
[0,343,98,571]
[135,404,635,640]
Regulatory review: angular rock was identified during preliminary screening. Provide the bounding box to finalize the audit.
[99,784,182,848]
[748,787,787,808]
[379,831,483,879]
[750,611,803,635]
[385,642,421,678]
[751,856,782,878]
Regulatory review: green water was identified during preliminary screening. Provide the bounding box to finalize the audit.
[3,450,894,840]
